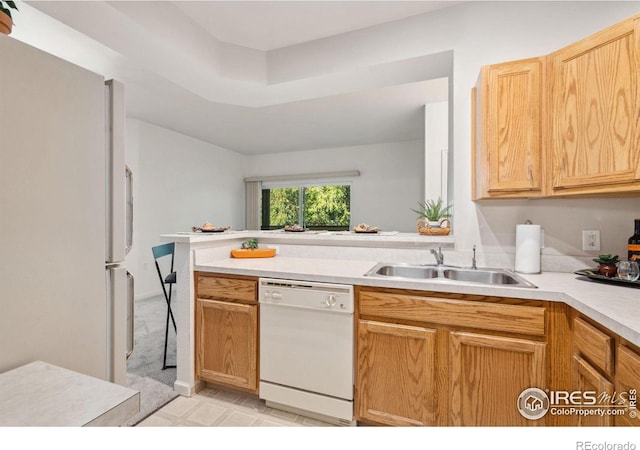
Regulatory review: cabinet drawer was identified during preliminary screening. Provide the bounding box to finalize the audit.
[359,291,545,336]
[197,274,257,303]
[573,317,613,375]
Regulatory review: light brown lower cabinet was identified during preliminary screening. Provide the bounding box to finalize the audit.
[196,298,258,393]
[569,313,640,427]
[450,331,547,426]
[195,272,259,394]
[615,345,640,427]
[355,287,552,427]
[356,320,437,426]
[571,354,614,427]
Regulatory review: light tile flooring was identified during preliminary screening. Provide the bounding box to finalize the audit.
[129,296,332,427]
[137,385,334,427]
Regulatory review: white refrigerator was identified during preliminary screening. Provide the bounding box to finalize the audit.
[0,35,133,385]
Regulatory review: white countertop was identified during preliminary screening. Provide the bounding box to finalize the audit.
[195,256,640,347]
[163,229,455,248]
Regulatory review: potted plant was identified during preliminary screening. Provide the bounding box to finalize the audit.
[411,197,453,235]
[412,197,453,226]
[241,239,259,250]
[593,253,619,277]
[0,1,18,35]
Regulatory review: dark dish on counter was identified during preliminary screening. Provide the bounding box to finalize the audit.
[574,268,640,289]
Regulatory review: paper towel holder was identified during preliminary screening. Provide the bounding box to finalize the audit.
[515,221,543,274]
[519,220,544,248]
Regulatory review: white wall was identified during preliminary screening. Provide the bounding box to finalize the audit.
[266,1,640,270]
[246,141,423,233]
[424,101,449,204]
[126,119,247,298]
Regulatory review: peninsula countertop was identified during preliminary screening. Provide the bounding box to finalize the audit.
[195,255,640,347]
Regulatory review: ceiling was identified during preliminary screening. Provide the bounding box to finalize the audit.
[172,1,460,51]
[16,1,460,154]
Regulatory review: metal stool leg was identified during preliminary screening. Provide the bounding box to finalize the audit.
[153,243,178,371]
[161,282,177,370]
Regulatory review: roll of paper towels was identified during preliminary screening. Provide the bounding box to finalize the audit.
[515,224,542,274]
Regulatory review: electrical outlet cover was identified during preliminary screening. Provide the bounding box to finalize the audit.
[582,230,600,251]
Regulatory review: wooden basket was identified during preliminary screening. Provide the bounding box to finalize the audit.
[231,248,276,258]
[417,218,451,236]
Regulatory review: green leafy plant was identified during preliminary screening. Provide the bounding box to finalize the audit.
[241,239,259,250]
[0,1,18,22]
[411,198,453,221]
[592,253,619,265]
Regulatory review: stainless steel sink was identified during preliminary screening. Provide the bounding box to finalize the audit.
[442,268,524,285]
[372,264,438,279]
[365,263,537,288]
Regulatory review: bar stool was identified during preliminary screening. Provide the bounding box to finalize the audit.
[152,242,177,370]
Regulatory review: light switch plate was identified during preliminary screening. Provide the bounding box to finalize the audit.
[582,230,600,251]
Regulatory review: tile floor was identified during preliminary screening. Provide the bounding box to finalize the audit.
[136,385,334,427]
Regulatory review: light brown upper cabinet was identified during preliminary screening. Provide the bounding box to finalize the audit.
[548,15,640,196]
[473,13,640,199]
[473,57,545,199]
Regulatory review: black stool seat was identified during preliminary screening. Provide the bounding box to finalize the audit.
[152,243,177,370]
[164,272,176,284]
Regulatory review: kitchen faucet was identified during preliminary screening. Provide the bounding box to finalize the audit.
[430,246,444,265]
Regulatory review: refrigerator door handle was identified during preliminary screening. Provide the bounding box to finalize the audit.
[106,265,128,385]
[126,271,134,359]
[105,80,127,264]
[125,165,133,256]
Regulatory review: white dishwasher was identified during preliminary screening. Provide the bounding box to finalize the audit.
[258,278,355,425]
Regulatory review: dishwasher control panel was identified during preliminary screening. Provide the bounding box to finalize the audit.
[259,278,354,313]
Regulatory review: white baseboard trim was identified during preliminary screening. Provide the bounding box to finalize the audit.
[174,379,202,397]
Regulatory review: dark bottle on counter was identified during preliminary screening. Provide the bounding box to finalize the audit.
[629,218,640,262]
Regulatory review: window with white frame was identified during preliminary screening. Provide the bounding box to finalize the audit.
[260,181,351,230]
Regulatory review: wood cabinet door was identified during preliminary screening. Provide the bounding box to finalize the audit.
[549,16,640,195]
[573,354,614,427]
[474,58,543,199]
[196,298,258,393]
[615,346,640,427]
[356,320,437,426]
[450,331,546,426]
[571,354,614,426]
